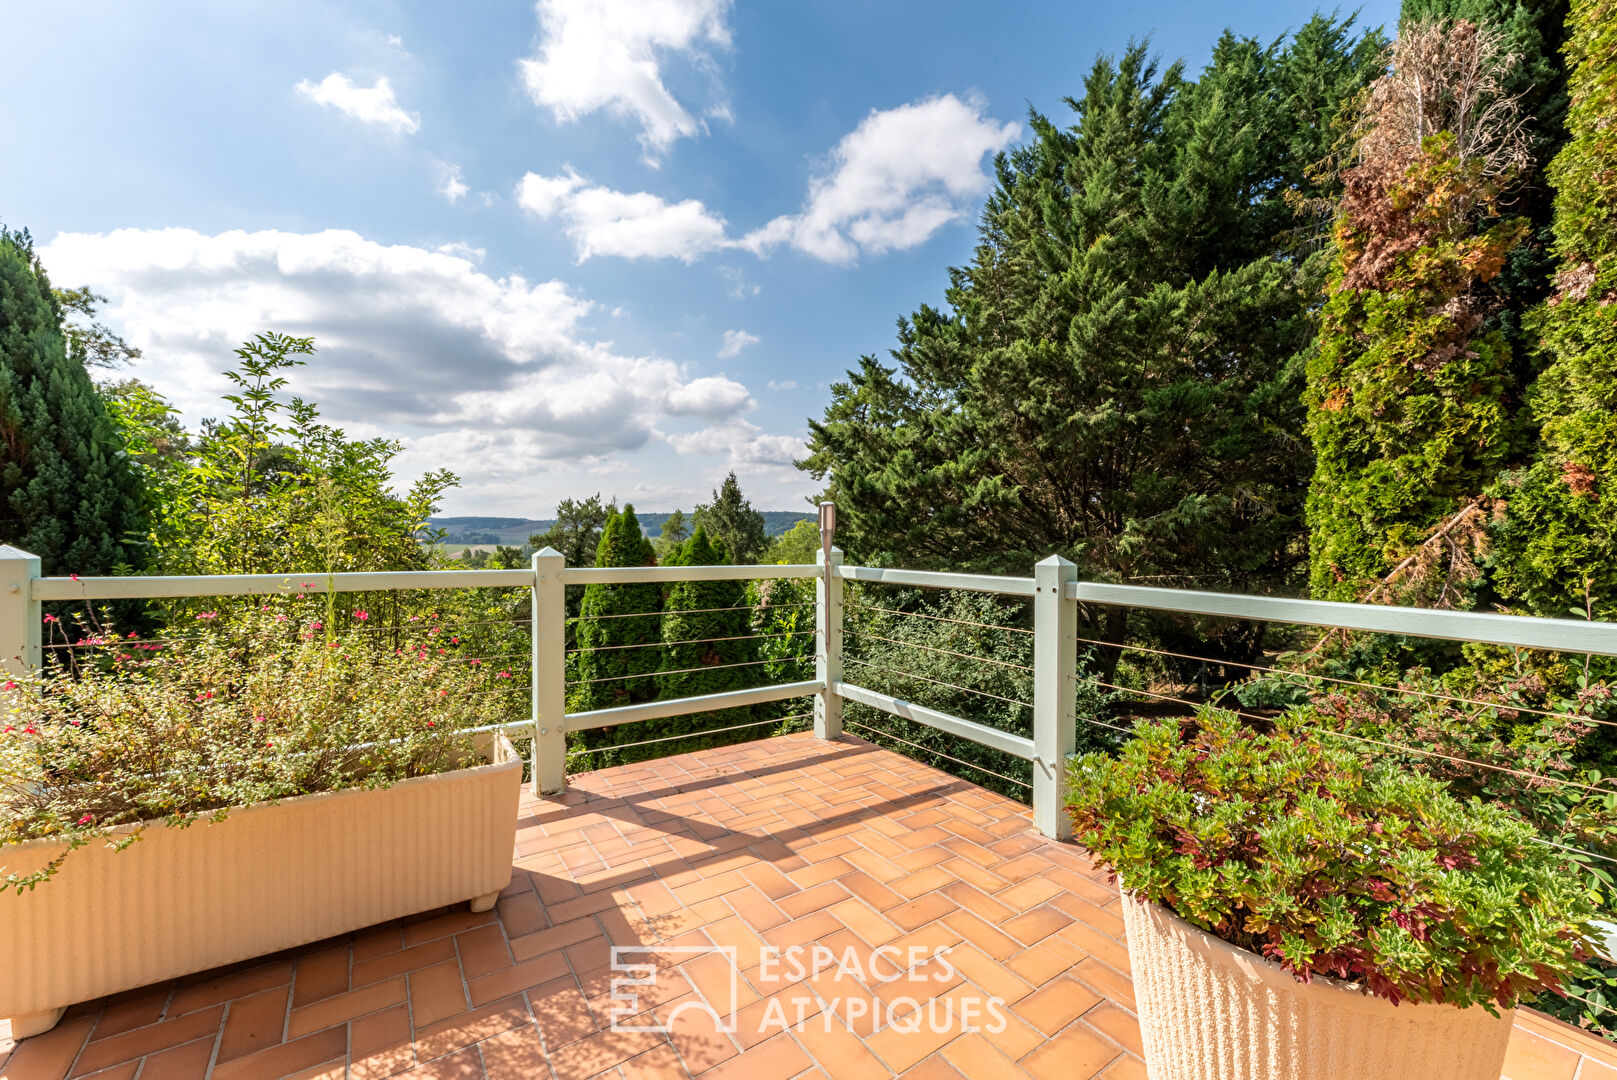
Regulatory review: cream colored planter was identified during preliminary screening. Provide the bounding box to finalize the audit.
[0,734,522,1039]
[1121,893,1515,1080]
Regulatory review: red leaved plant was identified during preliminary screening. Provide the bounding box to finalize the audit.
[1065,709,1599,1011]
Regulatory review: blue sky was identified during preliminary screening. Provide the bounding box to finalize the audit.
[4,0,1398,516]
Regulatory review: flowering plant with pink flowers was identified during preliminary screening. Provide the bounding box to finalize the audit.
[0,596,519,891]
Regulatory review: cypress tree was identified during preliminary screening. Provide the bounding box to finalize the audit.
[1304,20,1532,603]
[0,227,148,576]
[1399,0,1572,394]
[1491,0,1617,621]
[659,526,757,698]
[596,526,760,763]
[804,17,1384,665]
[570,505,660,742]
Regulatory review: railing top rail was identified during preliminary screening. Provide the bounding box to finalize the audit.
[31,569,537,602]
[835,565,1035,598]
[557,564,819,585]
[1069,581,1617,657]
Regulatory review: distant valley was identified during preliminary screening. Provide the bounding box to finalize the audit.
[428,511,814,546]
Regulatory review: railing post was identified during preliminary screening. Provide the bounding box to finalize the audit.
[815,545,844,739]
[0,546,42,681]
[531,547,567,796]
[1033,555,1078,839]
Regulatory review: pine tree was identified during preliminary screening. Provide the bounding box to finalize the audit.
[1305,20,1532,603]
[1491,0,1617,620]
[569,506,661,757]
[0,227,148,576]
[693,472,768,565]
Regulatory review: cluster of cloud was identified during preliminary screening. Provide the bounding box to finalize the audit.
[515,170,730,261]
[294,73,420,135]
[746,95,1020,264]
[39,229,801,494]
[515,95,1018,265]
[518,0,733,161]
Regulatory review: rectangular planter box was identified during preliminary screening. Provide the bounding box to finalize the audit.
[0,733,522,1036]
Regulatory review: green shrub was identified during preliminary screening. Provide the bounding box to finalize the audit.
[0,596,510,891]
[1065,709,1598,1009]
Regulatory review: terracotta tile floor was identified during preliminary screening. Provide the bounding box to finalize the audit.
[0,731,1600,1079]
[1,732,1145,1080]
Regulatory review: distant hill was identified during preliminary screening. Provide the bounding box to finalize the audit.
[429,511,813,545]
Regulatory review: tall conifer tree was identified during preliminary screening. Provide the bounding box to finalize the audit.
[1305,20,1533,603]
[1491,0,1617,620]
[804,17,1383,656]
[570,506,660,758]
[0,227,147,576]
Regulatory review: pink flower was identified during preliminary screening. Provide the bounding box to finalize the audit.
[43,614,58,624]
[354,610,369,622]
[426,720,436,727]
[311,621,323,631]
[275,614,288,623]
[470,659,482,667]
[450,636,460,644]
[252,714,265,723]
[22,725,38,735]
[78,813,94,826]
[496,671,512,679]
[328,641,341,648]
[2,680,15,691]
[195,611,218,620]
[127,631,138,639]
[70,573,79,582]
[196,691,214,702]
[2,726,13,734]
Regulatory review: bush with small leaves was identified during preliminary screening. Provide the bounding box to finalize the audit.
[0,596,513,891]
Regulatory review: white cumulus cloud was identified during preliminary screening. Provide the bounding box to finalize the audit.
[718,329,758,358]
[38,228,777,495]
[667,420,805,468]
[518,0,732,161]
[743,94,1019,264]
[515,170,730,262]
[294,73,420,135]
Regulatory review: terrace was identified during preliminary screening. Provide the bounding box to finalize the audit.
[3,549,1617,1080]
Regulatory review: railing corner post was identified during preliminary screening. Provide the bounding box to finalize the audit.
[0,545,42,682]
[531,547,567,796]
[1033,555,1078,839]
[815,545,844,740]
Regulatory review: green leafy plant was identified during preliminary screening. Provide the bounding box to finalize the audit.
[1065,709,1598,1009]
[0,596,515,892]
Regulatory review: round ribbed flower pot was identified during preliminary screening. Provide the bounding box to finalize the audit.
[1120,893,1515,1080]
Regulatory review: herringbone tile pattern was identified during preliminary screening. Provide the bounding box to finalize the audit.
[0,732,1143,1079]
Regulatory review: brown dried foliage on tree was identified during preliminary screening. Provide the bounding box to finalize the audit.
[1336,19,1532,291]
